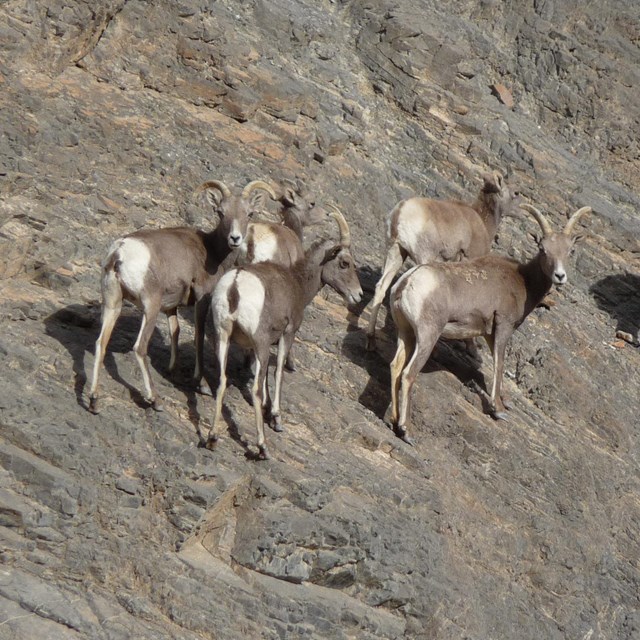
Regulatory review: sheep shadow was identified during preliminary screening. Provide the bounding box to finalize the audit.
[590,273,640,342]
[343,325,488,423]
[196,403,260,459]
[43,303,207,429]
[194,345,291,460]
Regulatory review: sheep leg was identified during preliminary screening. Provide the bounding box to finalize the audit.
[134,299,163,411]
[389,327,413,429]
[206,328,230,448]
[88,287,123,414]
[284,345,296,372]
[395,326,439,445]
[270,332,295,432]
[166,309,180,373]
[193,295,213,396]
[252,347,271,460]
[262,370,271,420]
[486,329,511,420]
[366,243,406,351]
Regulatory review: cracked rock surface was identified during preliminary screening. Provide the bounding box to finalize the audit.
[0,1,639,638]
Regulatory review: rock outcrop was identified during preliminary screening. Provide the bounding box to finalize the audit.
[1,1,639,638]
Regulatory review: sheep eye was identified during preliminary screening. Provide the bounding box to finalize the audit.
[248,211,255,219]
[339,259,349,269]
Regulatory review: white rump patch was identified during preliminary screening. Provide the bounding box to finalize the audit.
[395,200,429,255]
[235,271,265,335]
[242,225,279,264]
[212,269,265,337]
[109,238,151,295]
[211,270,235,324]
[251,234,278,263]
[394,266,439,322]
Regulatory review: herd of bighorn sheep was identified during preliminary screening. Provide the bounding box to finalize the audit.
[88,173,591,458]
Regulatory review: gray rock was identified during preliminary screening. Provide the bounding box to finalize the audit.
[0,0,638,638]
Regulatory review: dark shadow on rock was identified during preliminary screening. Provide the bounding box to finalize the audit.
[433,340,492,409]
[44,303,207,432]
[43,303,104,410]
[199,398,284,462]
[590,273,640,340]
[197,402,255,457]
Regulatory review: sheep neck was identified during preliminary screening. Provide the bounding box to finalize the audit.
[203,226,232,255]
[290,240,333,308]
[201,227,239,281]
[281,207,304,241]
[518,252,553,318]
[474,192,502,238]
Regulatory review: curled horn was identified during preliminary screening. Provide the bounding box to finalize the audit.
[563,206,591,237]
[327,204,351,248]
[520,203,553,237]
[242,180,277,200]
[195,180,232,199]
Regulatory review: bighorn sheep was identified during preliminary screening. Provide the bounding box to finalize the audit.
[388,203,591,445]
[366,172,520,351]
[274,179,318,241]
[196,182,320,385]
[88,179,277,414]
[205,207,363,459]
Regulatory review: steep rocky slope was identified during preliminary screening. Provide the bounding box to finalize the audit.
[0,1,639,638]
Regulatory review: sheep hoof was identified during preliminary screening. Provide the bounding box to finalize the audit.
[394,425,414,446]
[88,396,100,414]
[271,415,283,432]
[400,433,415,446]
[258,445,270,460]
[285,359,296,372]
[204,435,218,450]
[365,334,377,352]
[197,381,213,396]
[151,398,164,412]
[492,410,509,421]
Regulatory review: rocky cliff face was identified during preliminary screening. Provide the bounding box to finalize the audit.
[0,1,639,638]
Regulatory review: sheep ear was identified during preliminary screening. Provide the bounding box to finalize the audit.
[527,230,541,245]
[250,190,268,212]
[295,180,308,197]
[482,173,500,194]
[205,189,223,211]
[281,187,297,206]
[321,245,341,265]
